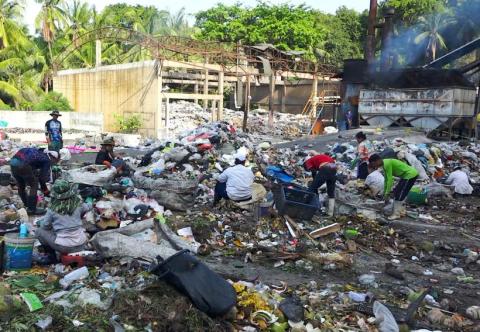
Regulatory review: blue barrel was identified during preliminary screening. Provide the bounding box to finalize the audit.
[4,233,35,271]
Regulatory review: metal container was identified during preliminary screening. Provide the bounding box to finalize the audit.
[358,87,477,130]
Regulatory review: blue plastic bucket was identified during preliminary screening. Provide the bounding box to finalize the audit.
[4,233,35,271]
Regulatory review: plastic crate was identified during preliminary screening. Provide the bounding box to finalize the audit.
[275,185,319,220]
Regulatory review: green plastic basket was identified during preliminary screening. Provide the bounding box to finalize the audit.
[406,187,427,205]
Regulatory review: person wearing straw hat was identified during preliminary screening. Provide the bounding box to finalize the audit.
[35,180,90,260]
[10,148,60,215]
[45,110,63,152]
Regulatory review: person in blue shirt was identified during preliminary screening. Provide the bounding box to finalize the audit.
[45,110,63,152]
[10,148,60,215]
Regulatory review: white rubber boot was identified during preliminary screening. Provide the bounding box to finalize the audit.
[399,200,407,216]
[388,201,402,220]
[327,199,335,217]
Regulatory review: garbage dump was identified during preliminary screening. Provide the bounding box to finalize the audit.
[0,107,479,332]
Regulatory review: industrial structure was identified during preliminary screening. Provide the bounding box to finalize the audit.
[52,28,340,137]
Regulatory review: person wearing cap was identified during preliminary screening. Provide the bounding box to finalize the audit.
[368,154,419,220]
[213,152,254,206]
[95,137,116,168]
[10,148,60,215]
[95,137,130,176]
[355,131,373,180]
[304,153,337,216]
[35,180,90,261]
[45,110,63,152]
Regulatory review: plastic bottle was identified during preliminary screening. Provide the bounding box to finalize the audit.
[19,223,28,238]
[59,266,89,288]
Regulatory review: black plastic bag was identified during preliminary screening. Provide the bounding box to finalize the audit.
[149,250,236,317]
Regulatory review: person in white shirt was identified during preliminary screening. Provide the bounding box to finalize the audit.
[445,167,473,195]
[213,152,254,205]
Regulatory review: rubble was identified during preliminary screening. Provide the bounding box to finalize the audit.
[0,103,479,331]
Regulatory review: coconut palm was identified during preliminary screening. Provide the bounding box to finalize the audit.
[414,11,455,61]
[35,0,67,63]
[0,0,29,49]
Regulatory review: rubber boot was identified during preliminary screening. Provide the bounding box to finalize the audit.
[388,201,402,220]
[327,198,335,217]
[18,191,28,208]
[399,200,407,216]
[26,195,46,216]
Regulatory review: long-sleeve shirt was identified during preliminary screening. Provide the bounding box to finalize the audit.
[218,164,254,200]
[45,119,63,142]
[304,154,335,170]
[10,148,52,183]
[445,170,473,195]
[383,159,419,197]
[42,203,91,247]
[95,150,114,166]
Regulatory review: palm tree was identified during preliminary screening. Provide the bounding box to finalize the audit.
[0,0,28,49]
[63,0,92,47]
[414,12,454,61]
[0,44,46,108]
[35,0,67,64]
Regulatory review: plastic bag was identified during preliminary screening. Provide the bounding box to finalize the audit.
[66,165,116,186]
[373,301,399,332]
[149,250,236,317]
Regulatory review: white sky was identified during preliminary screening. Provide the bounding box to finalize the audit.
[24,0,369,34]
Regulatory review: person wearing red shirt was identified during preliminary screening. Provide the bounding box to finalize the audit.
[304,154,337,216]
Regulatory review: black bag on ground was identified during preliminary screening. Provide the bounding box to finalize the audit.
[149,250,236,317]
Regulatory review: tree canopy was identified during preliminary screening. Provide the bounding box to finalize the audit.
[195,3,367,65]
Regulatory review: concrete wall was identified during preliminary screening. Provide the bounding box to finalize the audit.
[54,62,158,137]
[0,111,103,132]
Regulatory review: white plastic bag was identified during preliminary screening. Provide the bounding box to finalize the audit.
[373,301,399,332]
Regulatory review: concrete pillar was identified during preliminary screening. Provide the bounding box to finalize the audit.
[310,73,319,119]
[281,83,286,113]
[95,40,102,67]
[165,97,170,136]
[243,75,251,131]
[194,83,199,104]
[156,65,163,138]
[203,69,209,112]
[268,73,275,128]
[218,71,224,121]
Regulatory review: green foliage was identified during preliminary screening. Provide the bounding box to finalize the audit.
[115,114,142,134]
[381,0,445,25]
[195,3,367,66]
[32,91,73,112]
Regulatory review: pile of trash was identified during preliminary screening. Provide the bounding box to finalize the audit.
[166,101,312,138]
[1,121,480,331]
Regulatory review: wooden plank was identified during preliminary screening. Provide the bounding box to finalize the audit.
[309,223,341,239]
[161,92,222,100]
[284,215,318,244]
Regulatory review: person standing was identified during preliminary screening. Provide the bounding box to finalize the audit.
[355,131,373,180]
[369,154,419,220]
[304,154,337,216]
[213,152,254,205]
[45,110,63,152]
[10,148,59,215]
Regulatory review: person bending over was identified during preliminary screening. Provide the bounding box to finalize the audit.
[369,154,418,220]
[304,154,337,216]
